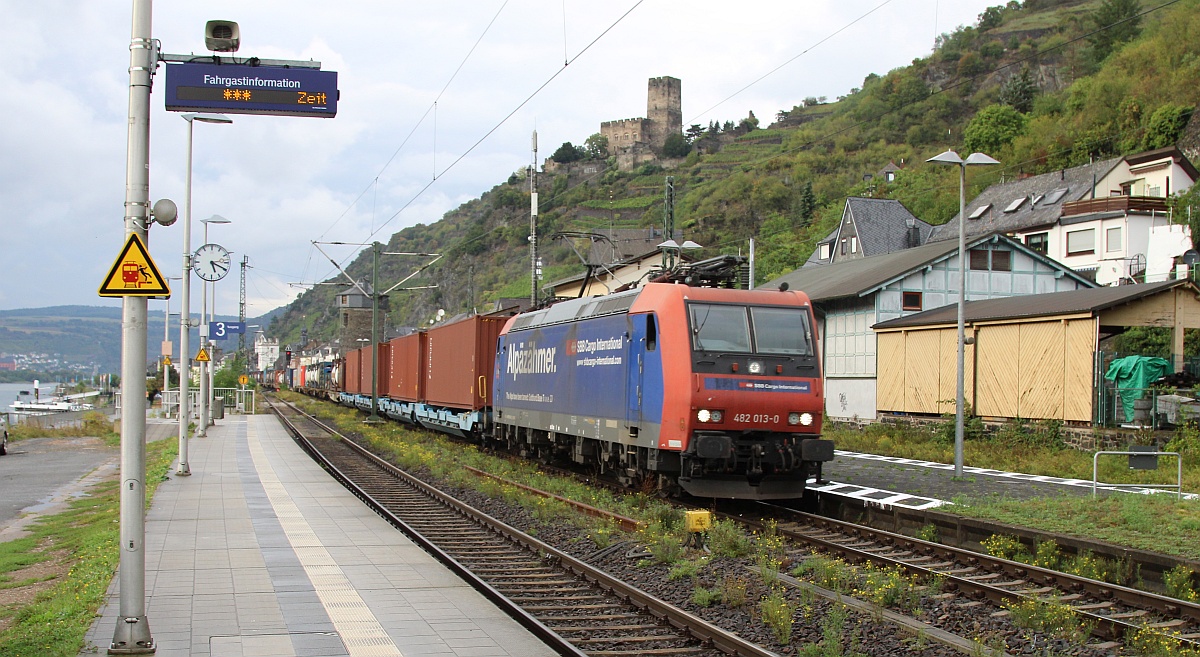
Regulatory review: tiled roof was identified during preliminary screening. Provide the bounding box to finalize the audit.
[804,197,934,266]
[927,157,1123,242]
[762,233,1091,302]
[872,280,1190,329]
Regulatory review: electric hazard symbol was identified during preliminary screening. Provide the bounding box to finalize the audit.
[99,233,171,298]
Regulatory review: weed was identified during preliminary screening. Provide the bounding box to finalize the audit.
[668,558,703,581]
[707,519,752,558]
[915,524,939,543]
[793,553,854,594]
[753,520,786,585]
[759,588,797,645]
[1125,625,1200,657]
[1002,596,1094,644]
[981,534,1029,562]
[1032,540,1061,569]
[587,518,618,549]
[858,562,922,613]
[1061,549,1114,582]
[691,585,722,608]
[721,574,748,607]
[1164,564,1199,602]
[639,521,686,564]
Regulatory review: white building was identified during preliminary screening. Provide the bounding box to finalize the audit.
[928,147,1197,286]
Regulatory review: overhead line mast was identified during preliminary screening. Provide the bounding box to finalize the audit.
[530,130,539,307]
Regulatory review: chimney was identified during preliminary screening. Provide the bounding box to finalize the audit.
[906,217,920,248]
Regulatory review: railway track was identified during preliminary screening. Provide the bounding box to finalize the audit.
[746,502,1200,649]
[265,395,779,657]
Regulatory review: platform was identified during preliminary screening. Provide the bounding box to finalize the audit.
[83,414,559,657]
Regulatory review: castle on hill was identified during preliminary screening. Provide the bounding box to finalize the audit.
[600,76,682,171]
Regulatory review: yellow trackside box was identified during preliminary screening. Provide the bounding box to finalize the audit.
[684,510,712,533]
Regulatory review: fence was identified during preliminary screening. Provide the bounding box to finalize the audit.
[119,388,256,416]
[4,409,93,429]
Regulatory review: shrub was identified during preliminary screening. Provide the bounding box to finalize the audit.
[708,519,753,558]
[759,589,797,644]
[691,585,722,607]
[721,575,749,607]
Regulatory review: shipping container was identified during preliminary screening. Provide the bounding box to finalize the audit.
[359,345,375,397]
[424,316,507,410]
[375,342,392,399]
[386,332,426,402]
[344,349,362,395]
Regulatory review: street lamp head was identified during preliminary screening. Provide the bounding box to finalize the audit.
[964,152,1001,167]
[926,149,964,166]
[657,239,680,250]
[202,214,232,226]
[182,113,233,125]
[680,240,703,250]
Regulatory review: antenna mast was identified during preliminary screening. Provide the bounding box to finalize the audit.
[530,130,539,307]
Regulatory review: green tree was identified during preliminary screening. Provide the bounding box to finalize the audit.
[686,124,705,142]
[999,68,1037,113]
[583,133,609,159]
[1142,104,1193,150]
[796,181,816,225]
[963,104,1028,153]
[1088,0,1142,65]
[551,141,585,163]
[662,132,691,158]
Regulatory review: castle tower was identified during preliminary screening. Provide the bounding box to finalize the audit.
[646,76,681,151]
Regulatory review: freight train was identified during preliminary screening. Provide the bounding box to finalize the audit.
[301,282,832,499]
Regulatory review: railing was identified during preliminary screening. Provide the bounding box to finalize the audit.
[1093,450,1182,499]
[119,388,256,415]
[1061,195,1169,217]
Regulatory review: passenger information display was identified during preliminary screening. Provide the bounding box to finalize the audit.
[165,62,338,118]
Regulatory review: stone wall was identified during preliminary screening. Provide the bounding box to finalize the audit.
[601,118,650,156]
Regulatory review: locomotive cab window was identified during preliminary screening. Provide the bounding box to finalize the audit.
[690,304,751,352]
[646,314,657,351]
[689,303,813,356]
[751,306,813,355]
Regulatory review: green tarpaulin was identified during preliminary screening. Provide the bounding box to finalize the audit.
[1104,356,1171,423]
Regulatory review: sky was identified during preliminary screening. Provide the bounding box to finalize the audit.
[0,0,996,318]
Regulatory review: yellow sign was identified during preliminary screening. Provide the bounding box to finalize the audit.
[98,233,172,298]
[163,356,172,366]
[195,348,210,362]
[238,375,249,386]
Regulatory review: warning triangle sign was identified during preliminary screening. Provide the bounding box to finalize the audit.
[98,233,172,298]
[195,348,211,363]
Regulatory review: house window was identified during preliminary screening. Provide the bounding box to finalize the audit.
[850,236,858,254]
[840,239,847,255]
[969,249,1012,271]
[1066,228,1096,256]
[886,171,896,182]
[819,243,831,260]
[1106,226,1122,252]
[902,291,923,311]
[1025,232,1048,254]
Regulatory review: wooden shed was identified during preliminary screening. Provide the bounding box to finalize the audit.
[873,280,1200,423]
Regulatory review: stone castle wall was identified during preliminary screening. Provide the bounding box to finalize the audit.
[599,76,682,167]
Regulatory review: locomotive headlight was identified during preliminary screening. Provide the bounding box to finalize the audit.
[696,409,724,423]
[800,412,814,426]
[788,412,801,425]
[748,360,764,374]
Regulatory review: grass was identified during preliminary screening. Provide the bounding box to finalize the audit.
[826,421,1200,561]
[0,423,178,656]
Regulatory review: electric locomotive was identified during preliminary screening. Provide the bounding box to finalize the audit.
[492,282,831,499]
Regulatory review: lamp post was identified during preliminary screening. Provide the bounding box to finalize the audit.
[198,214,232,436]
[926,149,999,478]
[179,113,231,473]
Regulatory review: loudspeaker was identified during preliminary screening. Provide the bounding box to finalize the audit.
[204,20,240,53]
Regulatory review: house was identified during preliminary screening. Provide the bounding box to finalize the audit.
[544,249,675,299]
[806,197,934,267]
[872,280,1200,423]
[760,233,1095,421]
[928,147,1197,285]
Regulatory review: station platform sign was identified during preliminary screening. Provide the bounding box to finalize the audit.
[165,62,338,118]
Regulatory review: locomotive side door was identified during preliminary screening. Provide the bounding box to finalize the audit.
[626,313,657,435]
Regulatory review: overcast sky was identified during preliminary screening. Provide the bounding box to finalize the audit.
[1,0,995,317]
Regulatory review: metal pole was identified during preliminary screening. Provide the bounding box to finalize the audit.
[162,296,169,412]
[111,0,155,651]
[198,273,209,436]
[955,161,966,479]
[530,131,539,308]
[177,119,193,474]
[367,242,382,422]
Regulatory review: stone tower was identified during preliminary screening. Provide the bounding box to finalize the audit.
[645,76,682,150]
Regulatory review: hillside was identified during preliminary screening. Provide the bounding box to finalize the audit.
[271,0,1200,348]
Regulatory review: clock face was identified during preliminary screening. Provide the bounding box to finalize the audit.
[193,243,231,282]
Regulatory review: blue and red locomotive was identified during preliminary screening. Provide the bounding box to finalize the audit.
[332,282,831,500]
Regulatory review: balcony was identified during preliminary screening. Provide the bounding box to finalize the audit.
[1061,195,1169,217]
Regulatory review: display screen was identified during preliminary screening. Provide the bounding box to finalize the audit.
[165,62,338,118]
